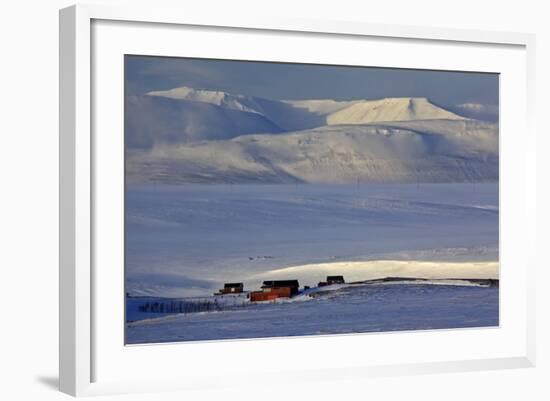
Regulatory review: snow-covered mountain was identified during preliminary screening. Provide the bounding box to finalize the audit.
[148,86,266,114]
[146,87,465,125]
[127,119,498,184]
[126,94,284,148]
[125,86,498,184]
[127,87,471,149]
[325,97,464,124]
[286,97,465,124]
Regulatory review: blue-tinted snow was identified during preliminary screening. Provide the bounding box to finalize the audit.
[125,183,498,297]
[126,283,498,344]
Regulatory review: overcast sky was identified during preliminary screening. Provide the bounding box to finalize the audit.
[125,55,499,109]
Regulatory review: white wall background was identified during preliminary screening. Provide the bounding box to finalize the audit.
[0,0,547,399]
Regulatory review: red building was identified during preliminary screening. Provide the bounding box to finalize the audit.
[250,280,299,302]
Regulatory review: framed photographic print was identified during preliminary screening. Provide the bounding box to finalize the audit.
[124,55,501,345]
[59,4,536,397]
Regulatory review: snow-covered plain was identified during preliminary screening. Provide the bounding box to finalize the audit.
[126,282,498,344]
[126,183,498,298]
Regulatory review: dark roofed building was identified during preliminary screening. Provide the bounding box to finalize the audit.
[326,275,345,285]
[224,282,244,290]
[216,282,244,295]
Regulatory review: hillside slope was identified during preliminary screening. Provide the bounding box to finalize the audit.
[126,95,285,148]
[126,119,498,184]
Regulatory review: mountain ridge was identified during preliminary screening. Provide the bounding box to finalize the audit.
[127,87,469,148]
[125,86,498,184]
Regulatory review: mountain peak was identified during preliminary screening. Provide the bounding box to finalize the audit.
[379,96,428,102]
[147,86,263,115]
[326,96,464,125]
[148,86,234,102]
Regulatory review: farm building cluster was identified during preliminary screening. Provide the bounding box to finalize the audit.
[215,276,346,302]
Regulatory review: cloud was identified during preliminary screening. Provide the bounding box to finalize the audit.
[450,103,499,122]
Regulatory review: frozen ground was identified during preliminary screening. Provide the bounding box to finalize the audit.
[125,183,498,343]
[126,282,499,344]
[126,183,498,298]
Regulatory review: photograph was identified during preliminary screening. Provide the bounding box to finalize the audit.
[124,55,499,344]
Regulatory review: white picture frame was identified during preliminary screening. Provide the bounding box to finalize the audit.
[59,3,536,397]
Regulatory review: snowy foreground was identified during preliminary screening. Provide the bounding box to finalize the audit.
[126,281,498,344]
[125,183,498,344]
